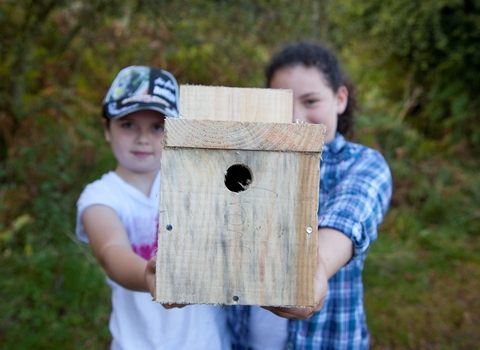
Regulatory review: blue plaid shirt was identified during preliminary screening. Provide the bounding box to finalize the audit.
[228,133,392,350]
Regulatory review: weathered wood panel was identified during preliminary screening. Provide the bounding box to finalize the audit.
[164,119,326,153]
[179,85,293,123]
[156,148,319,307]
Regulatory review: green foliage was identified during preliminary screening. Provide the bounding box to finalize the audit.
[328,0,480,150]
[356,108,480,347]
[0,233,111,349]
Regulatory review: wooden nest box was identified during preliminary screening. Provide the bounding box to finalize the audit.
[155,85,326,308]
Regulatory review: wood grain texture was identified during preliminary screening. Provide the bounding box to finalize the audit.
[179,85,293,123]
[164,119,326,152]
[156,148,319,307]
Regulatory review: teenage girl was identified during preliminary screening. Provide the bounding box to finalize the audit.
[228,42,392,350]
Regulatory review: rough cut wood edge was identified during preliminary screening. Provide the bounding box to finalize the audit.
[179,85,293,123]
[164,119,326,153]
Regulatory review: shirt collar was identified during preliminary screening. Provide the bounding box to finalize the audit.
[323,132,346,155]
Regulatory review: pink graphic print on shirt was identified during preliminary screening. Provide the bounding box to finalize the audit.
[131,216,159,260]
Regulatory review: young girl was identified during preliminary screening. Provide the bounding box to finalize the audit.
[228,42,392,349]
[76,66,230,349]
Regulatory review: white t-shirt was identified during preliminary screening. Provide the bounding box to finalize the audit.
[247,306,288,350]
[76,171,231,350]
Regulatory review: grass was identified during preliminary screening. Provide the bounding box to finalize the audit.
[365,218,480,349]
[0,230,112,349]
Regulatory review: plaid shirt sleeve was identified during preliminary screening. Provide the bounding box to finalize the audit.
[318,140,392,259]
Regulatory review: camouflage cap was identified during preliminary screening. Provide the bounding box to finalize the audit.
[102,65,179,119]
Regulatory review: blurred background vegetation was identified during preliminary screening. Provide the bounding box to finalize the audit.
[1,0,479,349]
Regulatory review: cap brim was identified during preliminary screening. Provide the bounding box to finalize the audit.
[104,102,178,120]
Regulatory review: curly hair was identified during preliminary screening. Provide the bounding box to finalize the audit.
[265,41,358,137]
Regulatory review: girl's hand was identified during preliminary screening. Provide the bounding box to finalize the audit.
[145,255,187,309]
[262,227,352,320]
[145,255,157,297]
[262,256,328,320]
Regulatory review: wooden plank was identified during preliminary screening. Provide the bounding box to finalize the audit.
[164,119,326,153]
[156,148,319,307]
[179,85,293,123]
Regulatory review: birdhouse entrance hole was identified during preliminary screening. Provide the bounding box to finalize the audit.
[224,164,252,193]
